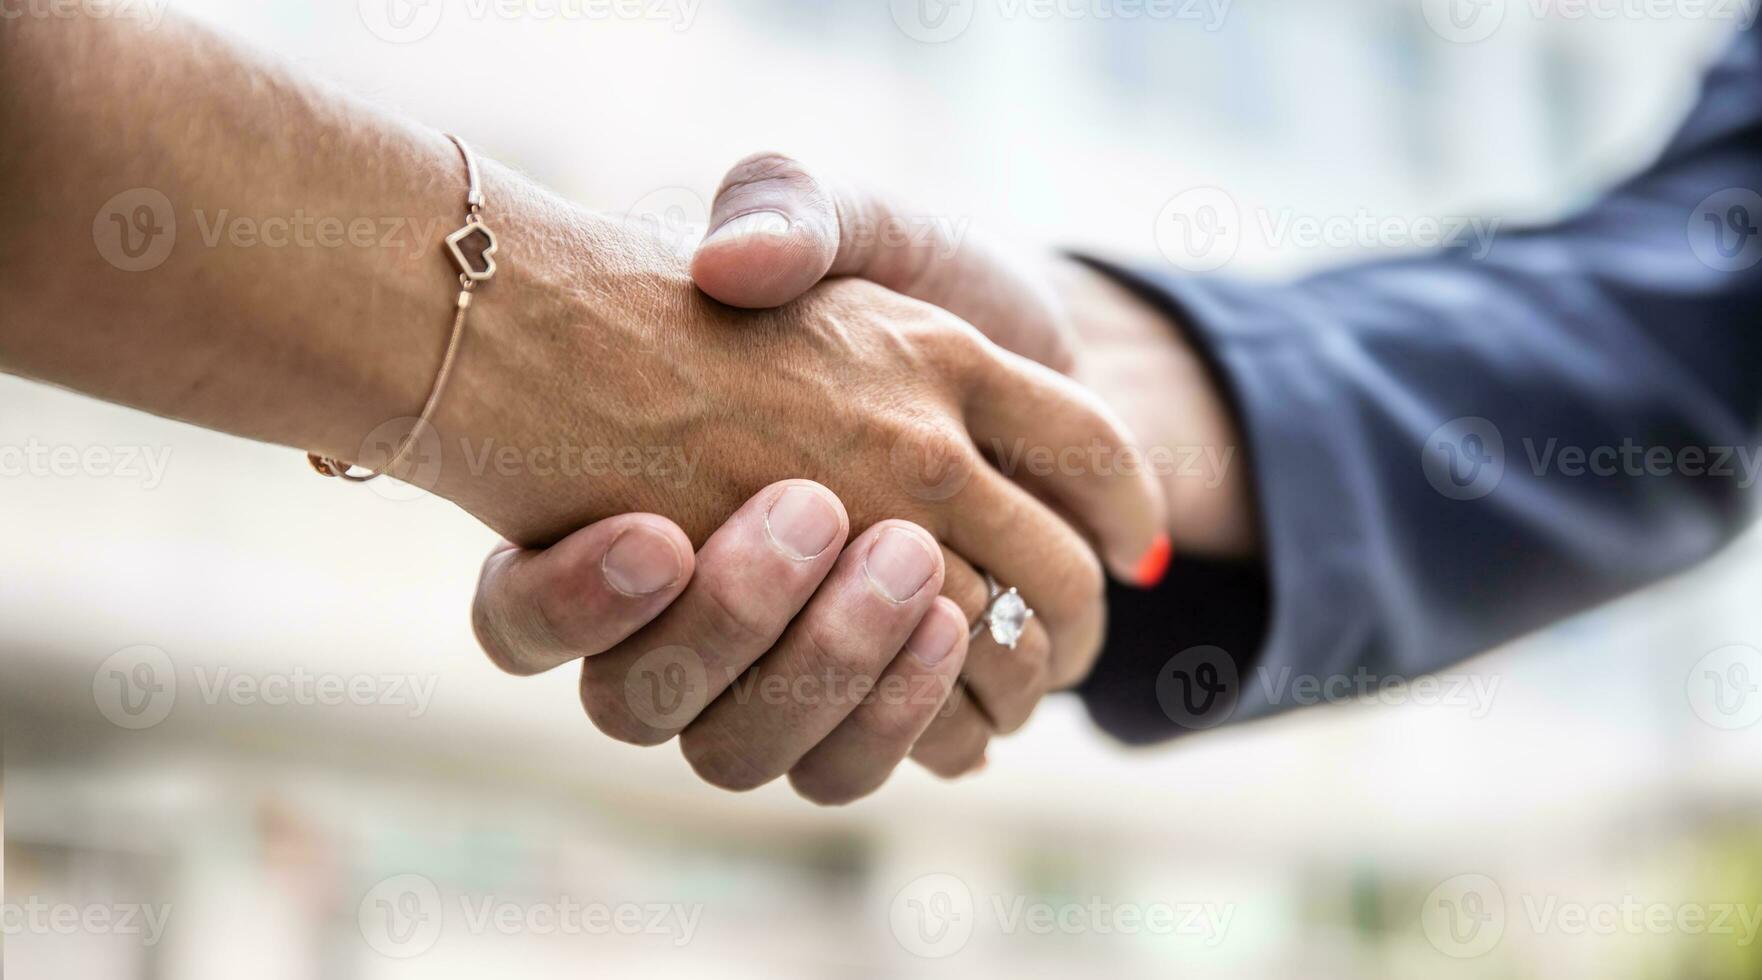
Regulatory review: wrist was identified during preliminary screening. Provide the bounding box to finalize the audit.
[424,164,698,543]
[1052,258,1259,558]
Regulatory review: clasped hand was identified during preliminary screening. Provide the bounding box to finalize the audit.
[453,154,1172,804]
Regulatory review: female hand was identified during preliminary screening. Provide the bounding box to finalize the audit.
[433,183,1168,792]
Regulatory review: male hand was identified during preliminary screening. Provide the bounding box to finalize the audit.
[675,153,1258,774]
[450,186,1169,800]
[474,480,974,804]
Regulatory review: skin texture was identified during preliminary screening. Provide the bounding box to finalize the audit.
[0,16,1167,802]
[688,152,1255,558]
[479,153,1258,798]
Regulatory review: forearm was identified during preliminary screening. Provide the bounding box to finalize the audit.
[1079,27,1762,742]
[0,12,666,494]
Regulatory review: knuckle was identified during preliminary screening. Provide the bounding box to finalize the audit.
[918,315,988,373]
[694,566,781,655]
[850,700,929,747]
[884,418,978,523]
[1063,545,1107,610]
[911,704,989,778]
[1050,611,1106,689]
[790,618,885,707]
[680,728,776,792]
[971,660,1045,735]
[987,689,1041,735]
[578,658,672,747]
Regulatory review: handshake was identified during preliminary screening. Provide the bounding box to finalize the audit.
[443,153,1253,804]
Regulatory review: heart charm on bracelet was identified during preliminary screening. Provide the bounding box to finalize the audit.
[445,219,498,283]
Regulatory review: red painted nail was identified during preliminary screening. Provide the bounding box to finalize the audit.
[1133,533,1172,588]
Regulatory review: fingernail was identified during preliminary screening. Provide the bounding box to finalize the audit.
[906,607,962,666]
[865,527,937,602]
[704,210,791,246]
[1134,533,1172,588]
[603,526,685,597]
[766,485,841,559]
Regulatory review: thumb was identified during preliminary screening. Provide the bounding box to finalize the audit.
[690,152,842,309]
[691,152,1077,371]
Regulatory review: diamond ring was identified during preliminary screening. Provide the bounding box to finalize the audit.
[971,572,1034,649]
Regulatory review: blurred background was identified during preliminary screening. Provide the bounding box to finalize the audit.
[4,0,1762,976]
